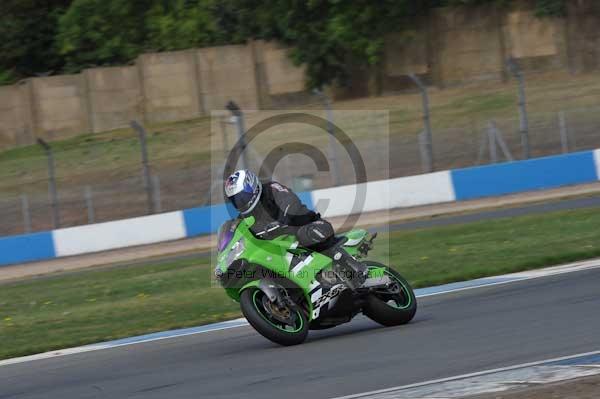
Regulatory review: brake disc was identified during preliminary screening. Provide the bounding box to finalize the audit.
[262,296,294,324]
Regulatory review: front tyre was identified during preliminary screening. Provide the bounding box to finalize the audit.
[240,287,309,346]
[362,262,417,326]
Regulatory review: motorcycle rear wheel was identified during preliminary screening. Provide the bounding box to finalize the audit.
[240,287,309,346]
[362,262,417,326]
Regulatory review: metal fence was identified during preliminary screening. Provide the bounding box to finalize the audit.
[2,68,600,237]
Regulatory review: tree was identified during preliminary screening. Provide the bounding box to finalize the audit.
[229,0,419,89]
[145,0,245,52]
[57,0,150,71]
[2,0,567,86]
[438,0,565,16]
[0,0,71,82]
[532,0,565,16]
[231,0,566,88]
[56,0,245,71]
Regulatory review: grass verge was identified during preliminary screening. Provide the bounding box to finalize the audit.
[2,206,600,359]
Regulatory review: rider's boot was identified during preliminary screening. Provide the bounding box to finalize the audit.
[328,248,369,290]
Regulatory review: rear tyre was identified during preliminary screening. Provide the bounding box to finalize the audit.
[362,262,417,326]
[240,287,309,346]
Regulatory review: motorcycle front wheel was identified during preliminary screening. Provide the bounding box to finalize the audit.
[362,261,417,326]
[240,287,309,346]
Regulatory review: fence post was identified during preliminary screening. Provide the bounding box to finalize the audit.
[220,114,230,157]
[152,175,162,213]
[37,138,60,228]
[418,131,432,172]
[408,74,434,173]
[559,111,570,153]
[313,89,342,186]
[131,120,155,214]
[477,121,514,165]
[226,101,250,171]
[476,130,487,165]
[492,121,514,162]
[487,122,498,164]
[21,194,32,233]
[84,186,95,224]
[506,58,530,159]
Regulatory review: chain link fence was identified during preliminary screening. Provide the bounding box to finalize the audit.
[2,70,600,237]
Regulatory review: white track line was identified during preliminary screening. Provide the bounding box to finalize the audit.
[329,350,600,399]
[1,258,599,367]
[0,318,249,367]
[416,257,600,298]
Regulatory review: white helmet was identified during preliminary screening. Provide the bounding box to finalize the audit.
[224,169,262,215]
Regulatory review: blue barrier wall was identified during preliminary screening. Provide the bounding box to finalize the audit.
[297,191,314,212]
[183,203,234,237]
[1,152,598,267]
[0,232,56,267]
[451,151,598,201]
[183,192,314,237]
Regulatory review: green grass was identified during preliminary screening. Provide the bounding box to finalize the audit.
[2,206,600,359]
[0,259,238,359]
[438,92,515,120]
[379,207,600,287]
[0,117,213,193]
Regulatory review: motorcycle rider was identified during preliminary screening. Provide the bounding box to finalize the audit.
[224,169,368,288]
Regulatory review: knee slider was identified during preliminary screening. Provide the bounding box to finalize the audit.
[297,221,334,247]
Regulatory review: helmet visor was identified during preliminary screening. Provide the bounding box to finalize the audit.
[230,190,256,213]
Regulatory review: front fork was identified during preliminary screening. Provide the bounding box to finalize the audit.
[253,279,308,320]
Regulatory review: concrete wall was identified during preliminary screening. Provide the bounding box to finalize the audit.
[2,2,600,149]
[85,66,142,133]
[253,40,311,108]
[197,44,259,112]
[30,74,91,141]
[138,50,203,123]
[385,32,429,77]
[382,18,431,91]
[261,44,305,95]
[432,6,505,86]
[0,84,33,147]
[502,7,567,72]
[505,10,558,58]
[382,5,542,92]
[566,0,600,73]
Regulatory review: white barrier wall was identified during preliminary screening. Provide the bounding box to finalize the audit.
[2,149,599,267]
[311,171,456,218]
[53,211,186,257]
[594,150,600,180]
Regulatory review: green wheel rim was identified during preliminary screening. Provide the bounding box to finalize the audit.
[369,267,413,310]
[252,290,304,333]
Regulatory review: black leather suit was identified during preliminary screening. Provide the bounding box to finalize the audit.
[247,181,334,249]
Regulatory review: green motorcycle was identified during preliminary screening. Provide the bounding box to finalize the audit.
[215,216,417,345]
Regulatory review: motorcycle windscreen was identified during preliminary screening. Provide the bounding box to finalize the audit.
[217,220,235,252]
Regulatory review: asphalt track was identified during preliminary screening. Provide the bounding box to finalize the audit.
[1,267,599,399]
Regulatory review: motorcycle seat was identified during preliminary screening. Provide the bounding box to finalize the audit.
[332,236,349,247]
